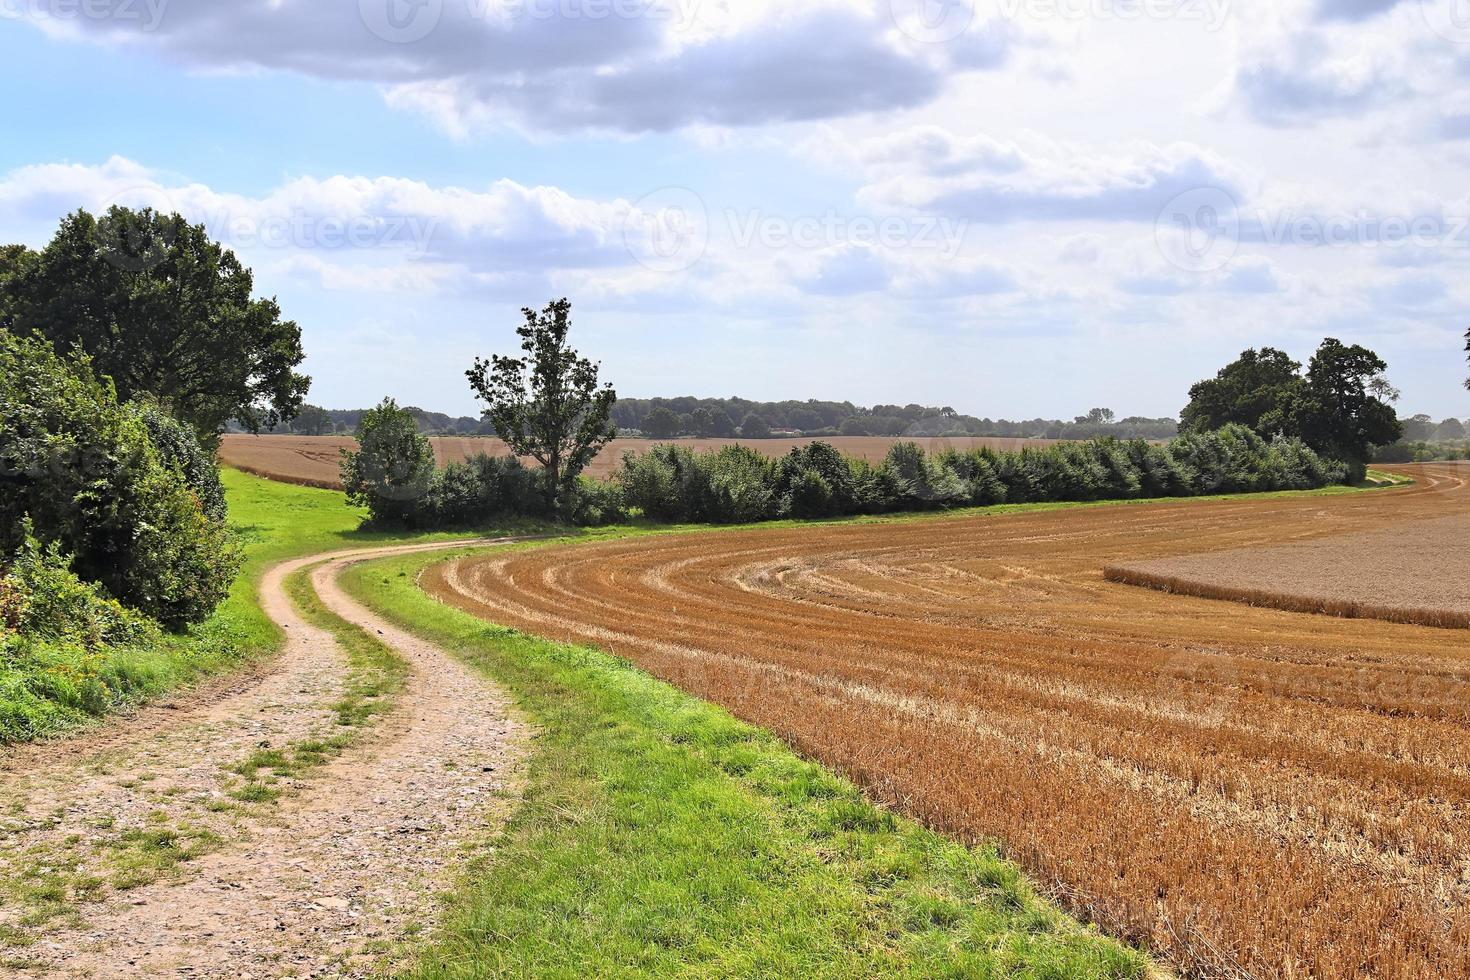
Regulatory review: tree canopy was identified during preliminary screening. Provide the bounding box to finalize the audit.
[1181,339,1401,463]
[1179,348,1302,435]
[0,207,308,445]
[465,299,616,512]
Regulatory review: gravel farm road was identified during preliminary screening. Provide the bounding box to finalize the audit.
[0,539,531,979]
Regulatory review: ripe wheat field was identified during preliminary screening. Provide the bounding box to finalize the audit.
[425,464,1470,978]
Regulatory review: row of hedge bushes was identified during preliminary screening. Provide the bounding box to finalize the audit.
[351,423,1348,529]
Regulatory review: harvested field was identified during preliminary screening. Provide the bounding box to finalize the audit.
[424,463,1470,978]
[217,433,1058,489]
[1106,512,1470,629]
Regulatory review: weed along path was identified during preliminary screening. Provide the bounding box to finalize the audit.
[0,539,530,978]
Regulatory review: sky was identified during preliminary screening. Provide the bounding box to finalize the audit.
[2,0,1468,420]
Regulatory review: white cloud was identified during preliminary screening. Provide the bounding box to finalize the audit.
[14,0,1019,135]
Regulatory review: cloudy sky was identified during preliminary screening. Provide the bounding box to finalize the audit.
[2,0,1468,418]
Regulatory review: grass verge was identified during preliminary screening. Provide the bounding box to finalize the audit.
[339,549,1151,979]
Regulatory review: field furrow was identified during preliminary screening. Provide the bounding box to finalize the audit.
[425,463,1470,978]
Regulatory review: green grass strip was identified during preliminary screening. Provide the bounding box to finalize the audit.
[340,551,1150,979]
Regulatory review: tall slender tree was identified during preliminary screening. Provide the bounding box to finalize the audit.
[465,299,616,513]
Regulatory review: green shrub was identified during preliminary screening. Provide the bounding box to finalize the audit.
[2,528,157,649]
[340,397,438,527]
[0,331,241,627]
[137,402,227,520]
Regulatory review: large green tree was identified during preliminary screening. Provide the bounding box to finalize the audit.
[0,207,309,445]
[1179,347,1302,434]
[1286,339,1402,462]
[1182,339,1401,463]
[465,299,616,513]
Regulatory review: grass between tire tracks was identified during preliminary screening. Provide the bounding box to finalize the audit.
[339,549,1152,979]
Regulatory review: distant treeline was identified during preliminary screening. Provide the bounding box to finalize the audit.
[240,399,1181,441]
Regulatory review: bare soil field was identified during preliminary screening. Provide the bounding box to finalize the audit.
[1107,512,1470,629]
[217,433,1057,489]
[424,463,1470,978]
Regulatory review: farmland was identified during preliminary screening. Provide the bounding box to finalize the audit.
[217,433,1059,489]
[422,463,1470,978]
[1107,510,1470,629]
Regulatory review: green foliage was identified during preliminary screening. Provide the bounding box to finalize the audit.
[136,402,227,521]
[465,298,616,513]
[643,405,681,439]
[339,398,438,527]
[0,330,241,627]
[2,529,157,650]
[0,207,308,444]
[1181,339,1402,464]
[740,413,772,439]
[618,432,1344,525]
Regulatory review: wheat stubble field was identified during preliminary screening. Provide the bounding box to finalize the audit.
[425,463,1470,979]
[217,433,1058,488]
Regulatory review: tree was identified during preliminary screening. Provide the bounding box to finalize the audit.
[293,404,334,436]
[740,413,772,439]
[1287,338,1403,462]
[465,299,616,513]
[708,407,738,437]
[1180,348,1301,434]
[1083,408,1115,425]
[643,406,682,439]
[1435,417,1467,441]
[339,398,437,526]
[689,407,716,438]
[1401,413,1436,442]
[0,207,309,446]
[839,417,870,436]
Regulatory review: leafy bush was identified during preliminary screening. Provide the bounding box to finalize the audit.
[340,397,438,526]
[2,528,157,650]
[0,331,241,627]
[137,402,227,520]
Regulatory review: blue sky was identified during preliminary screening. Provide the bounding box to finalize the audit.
[2,0,1468,420]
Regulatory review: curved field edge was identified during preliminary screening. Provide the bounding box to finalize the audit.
[338,547,1155,979]
[1101,566,1470,630]
[0,466,1406,744]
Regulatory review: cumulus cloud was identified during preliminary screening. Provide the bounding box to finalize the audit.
[14,0,1017,135]
[0,156,659,284]
[843,126,1242,224]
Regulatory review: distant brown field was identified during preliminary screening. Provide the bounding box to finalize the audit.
[426,464,1470,978]
[217,433,1058,490]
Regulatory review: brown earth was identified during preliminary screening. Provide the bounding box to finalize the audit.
[424,463,1470,979]
[218,433,1059,489]
[0,539,530,978]
[1106,512,1470,629]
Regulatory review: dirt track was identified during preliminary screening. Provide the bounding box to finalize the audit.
[0,540,528,978]
[426,464,1470,979]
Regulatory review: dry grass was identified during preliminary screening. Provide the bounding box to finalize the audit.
[217,433,1058,489]
[422,463,1470,978]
